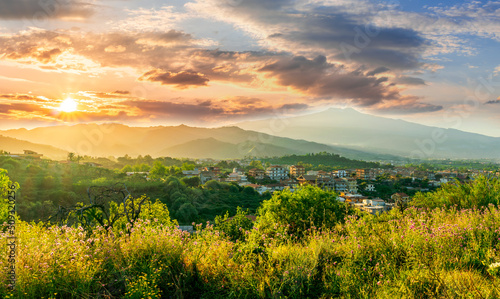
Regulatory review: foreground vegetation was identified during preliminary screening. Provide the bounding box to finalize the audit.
[3,170,500,297]
[0,156,268,224]
[3,207,500,297]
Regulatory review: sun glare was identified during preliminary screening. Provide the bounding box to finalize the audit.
[59,98,78,113]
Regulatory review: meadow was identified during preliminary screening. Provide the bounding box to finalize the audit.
[2,176,500,298]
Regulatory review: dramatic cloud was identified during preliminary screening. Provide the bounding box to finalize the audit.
[0,29,265,82]
[139,70,209,88]
[122,99,223,119]
[0,0,95,20]
[120,97,309,121]
[188,0,428,70]
[258,55,406,106]
[2,0,495,123]
[1,91,310,125]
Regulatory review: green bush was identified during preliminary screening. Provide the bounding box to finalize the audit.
[255,185,353,238]
[0,168,19,224]
[214,207,253,242]
[412,175,500,209]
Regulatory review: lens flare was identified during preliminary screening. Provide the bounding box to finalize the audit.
[59,98,78,113]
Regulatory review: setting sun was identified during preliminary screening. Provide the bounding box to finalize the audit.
[59,98,78,113]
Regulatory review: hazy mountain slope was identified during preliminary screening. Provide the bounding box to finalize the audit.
[157,137,304,159]
[2,124,382,159]
[236,108,500,159]
[0,135,68,160]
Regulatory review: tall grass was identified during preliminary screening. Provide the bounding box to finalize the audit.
[2,205,500,298]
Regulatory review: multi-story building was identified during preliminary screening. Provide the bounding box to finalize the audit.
[356,169,378,180]
[225,168,248,183]
[248,168,266,180]
[289,165,306,178]
[334,178,348,193]
[317,170,331,178]
[266,165,289,180]
[333,170,348,178]
[346,178,358,193]
[317,177,335,190]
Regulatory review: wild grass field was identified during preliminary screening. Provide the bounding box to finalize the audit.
[2,173,500,298]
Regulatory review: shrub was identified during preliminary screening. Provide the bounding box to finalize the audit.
[411,175,500,209]
[214,207,253,241]
[254,185,352,238]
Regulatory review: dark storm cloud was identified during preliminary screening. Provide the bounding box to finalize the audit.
[0,0,95,20]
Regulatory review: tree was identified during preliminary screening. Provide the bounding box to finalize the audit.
[175,203,198,224]
[249,160,264,170]
[255,185,352,237]
[182,162,195,171]
[149,161,168,179]
[181,176,200,188]
[50,184,176,234]
[121,165,133,173]
[67,152,82,163]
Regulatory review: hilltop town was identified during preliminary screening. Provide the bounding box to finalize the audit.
[2,149,499,221]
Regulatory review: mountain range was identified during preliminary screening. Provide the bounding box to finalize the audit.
[1,108,499,161]
[237,108,500,160]
[0,124,385,160]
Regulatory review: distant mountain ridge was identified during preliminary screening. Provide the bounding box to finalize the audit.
[0,124,389,160]
[236,108,500,160]
[0,135,69,160]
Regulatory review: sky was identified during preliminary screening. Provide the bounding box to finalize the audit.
[0,0,499,136]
